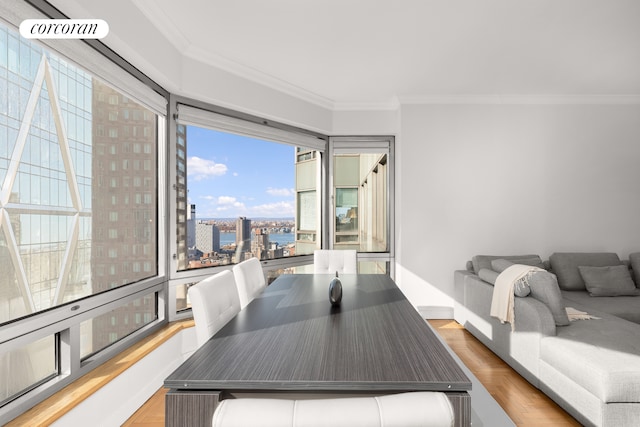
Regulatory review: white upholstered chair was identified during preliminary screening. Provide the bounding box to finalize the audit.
[232,257,266,309]
[313,249,358,274]
[211,392,454,427]
[188,270,241,348]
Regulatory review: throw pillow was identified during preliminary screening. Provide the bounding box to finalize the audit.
[527,271,570,326]
[490,260,531,296]
[629,253,640,286]
[578,265,640,297]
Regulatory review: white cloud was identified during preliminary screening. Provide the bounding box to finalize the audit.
[187,156,227,181]
[217,196,246,210]
[266,187,295,197]
[201,195,215,200]
[249,201,295,217]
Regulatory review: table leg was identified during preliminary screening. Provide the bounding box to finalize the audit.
[447,391,471,427]
[165,389,221,427]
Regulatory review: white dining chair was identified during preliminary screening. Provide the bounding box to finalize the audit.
[188,270,241,348]
[232,257,266,309]
[313,249,357,274]
[211,392,454,427]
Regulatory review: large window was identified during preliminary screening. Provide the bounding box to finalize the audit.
[0,22,158,321]
[174,107,325,275]
[0,11,164,418]
[177,125,310,270]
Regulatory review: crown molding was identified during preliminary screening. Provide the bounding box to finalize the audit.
[132,0,335,111]
[398,94,640,105]
[332,97,400,112]
[184,44,336,110]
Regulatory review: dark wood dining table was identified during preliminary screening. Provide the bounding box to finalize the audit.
[165,274,471,427]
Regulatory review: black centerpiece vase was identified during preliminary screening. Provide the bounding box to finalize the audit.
[329,271,342,306]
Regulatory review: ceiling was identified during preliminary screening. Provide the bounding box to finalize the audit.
[49,0,640,109]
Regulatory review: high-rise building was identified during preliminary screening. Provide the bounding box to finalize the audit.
[196,221,220,253]
[90,78,157,352]
[252,228,269,259]
[186,204,196,248]
[236,216,252,254]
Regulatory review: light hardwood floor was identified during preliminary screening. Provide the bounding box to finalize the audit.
[123,319,581,427]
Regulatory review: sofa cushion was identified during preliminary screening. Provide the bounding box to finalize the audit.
[527,271,570,326]
[471,254,543,275]
[540,312,640,403]
[629,252,640,286]
[562,290,640,324]
[549,252,622,291]
[578,265,640,297]
[478,268,499,285]
[491,259,515,273]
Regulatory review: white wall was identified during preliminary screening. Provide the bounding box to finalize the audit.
[396,102,640,313]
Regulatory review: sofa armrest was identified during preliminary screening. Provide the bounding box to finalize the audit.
[455,270,556,336]
[513,297,556,336]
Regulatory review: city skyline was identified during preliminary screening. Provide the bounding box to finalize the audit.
[186,126,296,219]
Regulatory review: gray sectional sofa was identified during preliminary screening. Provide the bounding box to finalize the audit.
[454,252,640,427]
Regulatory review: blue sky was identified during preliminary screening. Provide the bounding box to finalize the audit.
[186,126,295,219]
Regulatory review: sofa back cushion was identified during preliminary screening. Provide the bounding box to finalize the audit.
[471,254,543,275]
[549,252,622,291]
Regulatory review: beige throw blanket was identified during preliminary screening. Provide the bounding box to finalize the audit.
[490,264,543,330]
[565,306,600,321]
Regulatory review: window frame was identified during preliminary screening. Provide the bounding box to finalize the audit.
[328,136,395,276]
[167,95,327,319]
[0,0,170,423]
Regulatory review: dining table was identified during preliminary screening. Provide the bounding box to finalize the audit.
[164,273,472,427]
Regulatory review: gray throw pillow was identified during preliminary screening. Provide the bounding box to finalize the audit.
[629,253,640,286]
[527,271,570,326]
[578,265,640,297]
[489,259,531,297]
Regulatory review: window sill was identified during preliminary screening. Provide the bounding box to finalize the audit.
[6,319,194,427]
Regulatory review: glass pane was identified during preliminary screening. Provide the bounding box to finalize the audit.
[358,260,389,275]
[176,125,321,270]
[80,292,157,360]
[176,282,193,312]
[0,335,56,405]
[265,264,314,284]
[333,153,388,252]
[0,21,159,325]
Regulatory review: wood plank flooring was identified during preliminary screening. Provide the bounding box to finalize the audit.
[123,319,580,427]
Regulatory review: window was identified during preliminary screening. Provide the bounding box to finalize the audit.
[79,292,157,360]
[0,7,166,418]
[0,28,158,323]
[175,124,321,270]
[331,140,391,253]
[329,137,394,274]
[174,105,326,274]
[0,336,56,406]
